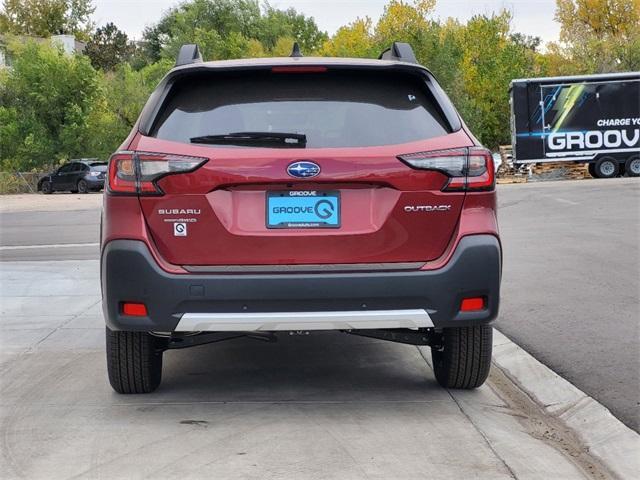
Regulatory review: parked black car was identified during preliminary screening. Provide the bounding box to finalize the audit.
[38,160,107,194]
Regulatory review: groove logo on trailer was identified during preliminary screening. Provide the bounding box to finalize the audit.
[548,128,640,151]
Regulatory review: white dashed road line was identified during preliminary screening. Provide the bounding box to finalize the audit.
[0,242,99,250]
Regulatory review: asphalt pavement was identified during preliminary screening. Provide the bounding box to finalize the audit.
[495,178,639,431]
[0,178,638,434]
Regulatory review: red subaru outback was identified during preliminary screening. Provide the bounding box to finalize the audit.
[102,43,501,394]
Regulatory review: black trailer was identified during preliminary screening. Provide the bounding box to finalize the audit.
[510,72,640,178]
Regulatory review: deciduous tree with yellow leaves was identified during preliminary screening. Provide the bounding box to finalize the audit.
[554,0,640,72]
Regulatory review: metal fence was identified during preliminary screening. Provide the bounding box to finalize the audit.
[0,172,47,194]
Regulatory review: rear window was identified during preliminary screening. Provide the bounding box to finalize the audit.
[151,70,451,148]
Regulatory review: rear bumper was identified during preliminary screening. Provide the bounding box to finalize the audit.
[101,235,501,332]
[83,176,105,190]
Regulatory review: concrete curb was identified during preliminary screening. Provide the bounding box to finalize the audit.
[491,330,640,479]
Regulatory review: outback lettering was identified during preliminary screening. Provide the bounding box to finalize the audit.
[404,205,452,212]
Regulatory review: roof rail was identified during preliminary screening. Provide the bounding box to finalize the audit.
[175,44,203,67]
[378,42,417,64]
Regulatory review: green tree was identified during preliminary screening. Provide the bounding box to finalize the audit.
[270,35,297,56]
[456,11,538,147]
[0,39,101,170]
[258,5,327,53]
[85,22,133,71]
[0,0,94,40]
[141,0,325,63]
[142,0,260,61]
[318,18,376,58]
[374,0,433,48]
[87,60,173,155]
[555,0,640,72]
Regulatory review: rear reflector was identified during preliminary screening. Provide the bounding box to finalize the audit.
[398,147,495,192]
[122,302,148,317]
[460,297,485,312]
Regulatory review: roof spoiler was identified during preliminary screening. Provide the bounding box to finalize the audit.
[378,42,417,64]
[175,44,203,67]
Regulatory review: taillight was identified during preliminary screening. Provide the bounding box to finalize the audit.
[398,147,495,192]
[466,148,495,191]
[108,152,137,194]
[107,151,207,195]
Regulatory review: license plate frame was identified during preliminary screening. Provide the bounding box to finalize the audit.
[266,190,341,229]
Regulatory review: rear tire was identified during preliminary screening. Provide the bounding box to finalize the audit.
[593,157,619,178]
[77,179,89,193]
[431,326,492,389]
[625,156,640,177]
[587,163,596,178]
[106,328,164,394]
[41,181,52,194]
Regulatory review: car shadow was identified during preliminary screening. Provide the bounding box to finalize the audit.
[158,331,442,403]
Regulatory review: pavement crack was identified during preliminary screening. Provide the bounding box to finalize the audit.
[25,298,101,352]
[497,192,536,210]
[448,389,519,479]
[416,347,518,479]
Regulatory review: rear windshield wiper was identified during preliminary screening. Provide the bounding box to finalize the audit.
[190,131,306,148]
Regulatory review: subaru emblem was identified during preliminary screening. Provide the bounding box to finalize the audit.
[287,161,320,178]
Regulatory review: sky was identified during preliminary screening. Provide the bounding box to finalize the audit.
[92,0,561,44]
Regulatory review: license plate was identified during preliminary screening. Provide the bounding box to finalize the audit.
[266,191,340,229]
